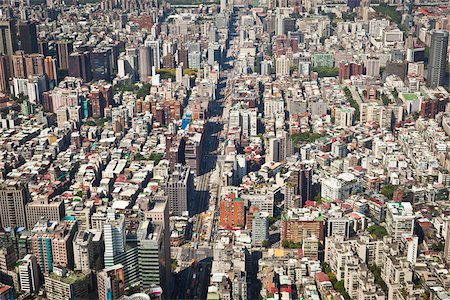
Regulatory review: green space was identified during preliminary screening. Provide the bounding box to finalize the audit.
[373,3,408,32]
[380,184,398,200]
[291,132,324,145]
[322,263,351,300]
[149,153,164,165]
[367,224,388,239]
[402,93,418,101]
[344,87,360,121]
[282,240,302,249]
[113,83,151,99]
[313,66,339,78]
[368,264,388,294]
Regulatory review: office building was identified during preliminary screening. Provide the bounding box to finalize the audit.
[385,202,415,241]
[137,221,171,295]
[138,45,153,82]
[252,211,269,246]
[0,20,17,56]
[17,254,40,294]
[31,219,78,274]
[289,164,313,206]
[44,56,58,84]
[73,230,94,272]
[0,55,9,92]
[427,30,449,88]
[57,40,73,70]
[0,180,29,229]
[162,164,193,216]
[103,211,125,268]
[97,264,125,300]
[68,51,92,82]
[146,40,160,70]
[17,21,38,54]
[91,48,112,81]
[208,42,221,66]
[26,196,65,230]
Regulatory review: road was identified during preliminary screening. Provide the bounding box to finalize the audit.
[171,8,240,299]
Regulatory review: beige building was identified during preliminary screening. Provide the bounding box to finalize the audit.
[26,195,65,229]
[0,180,29,229]
[44,268,90,300]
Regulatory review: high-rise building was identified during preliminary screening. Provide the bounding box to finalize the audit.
[162,164,193,216]
[444,222,450,265]
[137,220,171,295]
[17,21,38,54]
[103,211,125,268]
[68,51,92,82]
[219,196,245,229]
[290,165,313,206]
[57,40,73,70]
[89,89,106,118]
[427,30,449,88]
[0,55,9,92]
[276,54,290,77]
[30,219,78,274]
[17,254,40,294]
[12,51,26,78]
[0,180,29,229]
[26,196,65,230]
[280,208,325,244]
[44,56,58,84]
[385,202,415,241]
[146,40,160,70]
[252,211,269,246]
[335,106,355,127]
[365,57,380,77]
[0,20,18,56]
[97,264,125,300]
[73,230,94,272]
[91,48,112,81]
[138,45,152,82]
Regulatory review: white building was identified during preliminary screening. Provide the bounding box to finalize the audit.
[385,202,415,241]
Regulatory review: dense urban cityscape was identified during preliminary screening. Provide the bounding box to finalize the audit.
[0,0,448,299]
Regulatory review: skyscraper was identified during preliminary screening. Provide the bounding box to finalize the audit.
[138,45,152,82]
[0,180,29,229]
[68,51,92,82]
[162,164,193,216]
[0,20,17,56]
[427,30,449,88]
[91,48,112,81]
[18,21,38,54]
[57,40,73,70]
[103,211,125,268]
[137,220,171,295]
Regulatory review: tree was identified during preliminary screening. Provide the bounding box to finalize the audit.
[367,225,388,239]
[313,66,339,77]
[380,184,398,200]
[262,240,270,248]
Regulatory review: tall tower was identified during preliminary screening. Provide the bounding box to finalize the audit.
[427,30,449,88]
[17,21,38,54]
[0,180,29,229]
[0,20,17,56]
